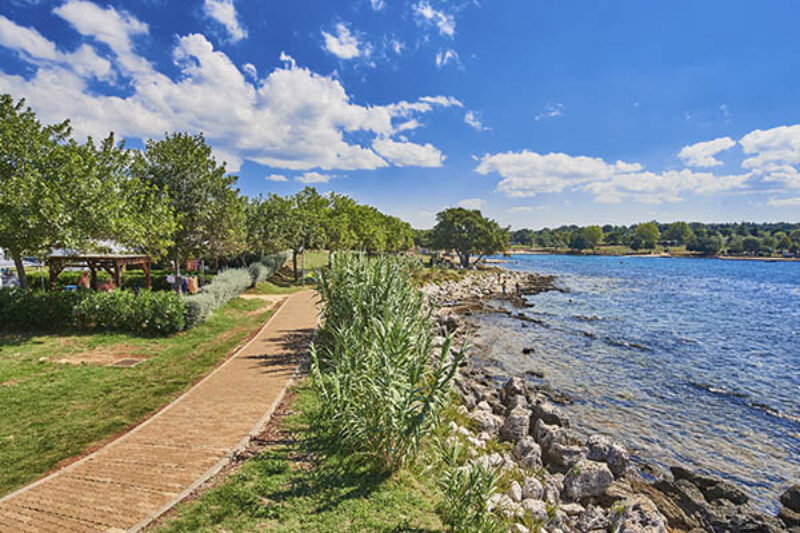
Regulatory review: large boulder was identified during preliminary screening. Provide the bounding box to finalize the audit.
[501,407,531,443]
[533,419,569,449]
[531,399,571,427]
[670,466,748,505]
[781,485,800,513]
[501,376,527,407]
[586,434,629,478]
[562,460,614,501]
[468,409,503,434]
[515,437,543,468]
[609,495,668,533]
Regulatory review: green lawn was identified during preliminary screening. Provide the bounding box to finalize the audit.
[0,294,276,496]
[154,381,443,533]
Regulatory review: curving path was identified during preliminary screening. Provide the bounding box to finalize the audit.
[0,290,319,533]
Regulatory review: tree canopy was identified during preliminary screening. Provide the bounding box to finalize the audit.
[430,208,509,267]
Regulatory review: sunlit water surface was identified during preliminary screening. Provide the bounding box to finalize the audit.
[471,254,799,512]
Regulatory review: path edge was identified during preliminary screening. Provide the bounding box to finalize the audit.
[128,290,318,532]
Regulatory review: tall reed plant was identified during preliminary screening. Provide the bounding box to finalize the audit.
[310,253,464,472]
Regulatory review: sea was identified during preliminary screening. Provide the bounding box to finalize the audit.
[472,253,799,512]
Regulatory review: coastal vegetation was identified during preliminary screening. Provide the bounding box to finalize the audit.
[416,207,510,267]
[510,221,800,257]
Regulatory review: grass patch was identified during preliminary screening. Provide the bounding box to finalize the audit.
[246,281,305,296]
[154,381,443,533]
[0,295,275,496]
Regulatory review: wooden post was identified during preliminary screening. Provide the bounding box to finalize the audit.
[143,261,151,290]
[113,260,122,289]
[88,260,97,290]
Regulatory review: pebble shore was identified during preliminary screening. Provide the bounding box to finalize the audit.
[425,270,799,533]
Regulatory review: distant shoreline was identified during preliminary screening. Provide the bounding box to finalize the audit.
[504,249,800,263]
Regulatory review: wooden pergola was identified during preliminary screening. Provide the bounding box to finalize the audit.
[46,254,152,290]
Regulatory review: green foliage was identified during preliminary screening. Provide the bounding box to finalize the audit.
[568,226,603,251]
[431,207,509,267]
[133,132,243,267]
[184,268,251,327]
[0,288,185,334]
[631,222,660,250]
[310,253,464,472]
[73,290,186,334]
[0,95,174,287]
[436,439,504,533]
[664,221,695,245]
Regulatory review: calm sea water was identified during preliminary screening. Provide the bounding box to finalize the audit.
[472,254,799,512]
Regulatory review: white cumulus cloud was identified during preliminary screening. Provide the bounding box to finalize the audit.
[372,137,444,167]
[678,136,735,167]
[464,110,489,131]
[322,23,368,60]
[0,6,453,174]
[266,174,288,182]
[203,0,248,43]
[412,1,455,36]
[296,171,334,184]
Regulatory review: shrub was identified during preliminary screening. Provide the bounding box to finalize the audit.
[74,290,185,334]
[310,253,464,472]
[0,288,82,330]
[0,288,185,335]
[26,269,192,292]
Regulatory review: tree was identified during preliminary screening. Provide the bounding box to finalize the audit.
[133,132,239,290]
[583,226,603,249]
[247,193,292,256]
[742,236,761,254]
[631,222,660,251]
[569,230,589,251]
[663,221,694,245]
[285,187,329,281]
[775,232,793,252]
[0,95,174,287]
[431,208,509,268]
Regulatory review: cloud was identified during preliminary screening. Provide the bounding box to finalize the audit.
[0,7,454,174]
[419,95,462,107]
[740,124,800,171]
[372,137,444,167]
[266,173,288,182]
[203,0,248,43]
[475,150,747,203]
[0,15,112,79]
[389,38,404,54]
[322,23,368,60]
[464,110,489,131]
[534,103,564,121]
[435,48,459,68]
[296,171,333,184]
[678,136,735,167]
[242,62,257,79]
[412,1,455,37]
[768,196,800,207]
[370,0,386,11]
[457,198,484,209]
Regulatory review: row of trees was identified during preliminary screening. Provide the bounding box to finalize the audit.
[511,221,800,255]
[0,94,412,288]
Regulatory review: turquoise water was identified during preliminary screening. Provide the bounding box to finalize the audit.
[474,254,799,511]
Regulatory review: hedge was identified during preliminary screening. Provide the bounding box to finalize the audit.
[183,253,287,328]
[0,288,185,335]
[26,269,216,292]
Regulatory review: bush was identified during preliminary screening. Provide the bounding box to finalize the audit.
[310,253,464,472]
[74,290,185,334]
[0,288,185,335]
[0,288,82,330]
[26,269,205,292]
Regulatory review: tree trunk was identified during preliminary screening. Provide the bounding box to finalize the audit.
[174,254,182,294]
[459,250,470,268]
[301,250,306,286]
[12,253,28,289]
[293,250,299,281]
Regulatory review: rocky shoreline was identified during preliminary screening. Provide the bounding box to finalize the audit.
[426,270,799,533]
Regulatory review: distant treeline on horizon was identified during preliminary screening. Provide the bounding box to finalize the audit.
[507,221,800,256]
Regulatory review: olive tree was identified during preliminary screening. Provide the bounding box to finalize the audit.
[431,208,509,268]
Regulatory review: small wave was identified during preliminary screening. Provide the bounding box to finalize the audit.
[603,336,651,352]
[749,402,800,425]
[690,381,748,399]
[573,314,601,322]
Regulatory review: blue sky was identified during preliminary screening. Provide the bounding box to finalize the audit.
[1,0,800,228]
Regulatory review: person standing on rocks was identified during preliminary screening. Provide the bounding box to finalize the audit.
[501,278,507,297]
